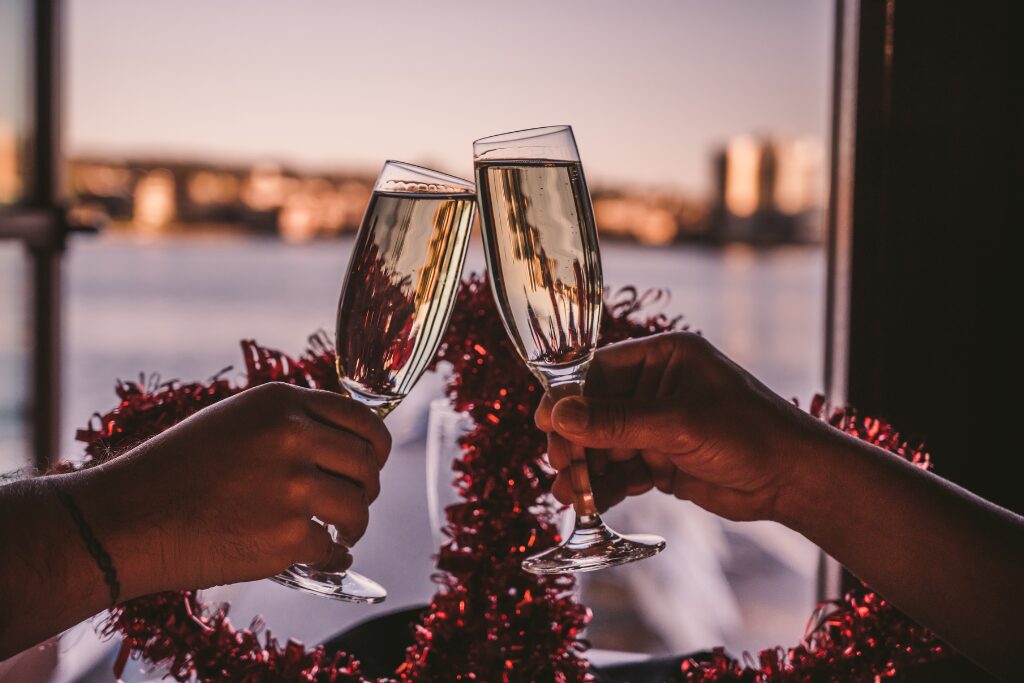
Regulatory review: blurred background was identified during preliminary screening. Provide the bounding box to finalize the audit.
[2,1,834,679]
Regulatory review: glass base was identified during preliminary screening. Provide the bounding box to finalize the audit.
[270,564,387,603]
[522,517,666,574]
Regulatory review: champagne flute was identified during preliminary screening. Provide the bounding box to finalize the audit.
[271,161,476,601]
[474,126,666,574]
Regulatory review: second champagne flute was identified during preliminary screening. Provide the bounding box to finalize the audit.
[271,161,476,601]
[474,125,666,574]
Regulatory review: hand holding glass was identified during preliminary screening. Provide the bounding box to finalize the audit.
[474,125,666,573]
[271,161,476,601]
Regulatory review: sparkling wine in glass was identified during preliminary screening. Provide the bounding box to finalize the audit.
[474,125,666,573]
[271,161,476,601]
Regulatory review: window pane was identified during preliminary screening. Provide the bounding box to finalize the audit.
[0,243,29,472]
[0,0,33,207]
[66,0,831,664]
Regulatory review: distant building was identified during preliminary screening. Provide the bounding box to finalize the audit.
[133,169,176,235]
[67,157,373,241]
[277,176,371,243]
[709,135,824,244]
[591,190,708,246]
[69,161,133,219]
[0,122,18,204]
[592,196,677,245]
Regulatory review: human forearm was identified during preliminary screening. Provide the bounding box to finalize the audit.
[0,473,117,658]
[542,334,1024,677]
[0,465,187,657]
[777,425,1024,679]
[1,385,390,658]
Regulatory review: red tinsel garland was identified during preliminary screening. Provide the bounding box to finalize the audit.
[67,273,948,682]
[679,396,946,682]
[393,279,680,683]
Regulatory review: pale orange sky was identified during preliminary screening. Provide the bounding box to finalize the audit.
[66,0,833,196]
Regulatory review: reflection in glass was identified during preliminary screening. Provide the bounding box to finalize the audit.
[271,161,475,602]
[475,126,666,574]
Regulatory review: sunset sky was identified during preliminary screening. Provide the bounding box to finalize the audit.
[66,0,832,196]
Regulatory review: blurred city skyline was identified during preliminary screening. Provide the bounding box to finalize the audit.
[66,0,833,196]
[68,130,823,246]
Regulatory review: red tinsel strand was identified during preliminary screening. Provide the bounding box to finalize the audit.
[679,401,947,682]
[72,333,381,683]
[68,274,950,682]
[74,335,338,467]
[401,280,680,682]
[71,277,677,682]
[392,275,655,683]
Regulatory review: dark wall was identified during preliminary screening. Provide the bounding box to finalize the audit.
[843,0,1019,512]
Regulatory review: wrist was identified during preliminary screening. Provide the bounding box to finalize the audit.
[63,464,159,601]
[49,473,124,606]
[0,477,110,655]
[771,414,849,534]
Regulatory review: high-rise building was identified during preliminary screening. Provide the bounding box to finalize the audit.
[709,135,823,244]
[0,121,18,204]
[133,169,176,235]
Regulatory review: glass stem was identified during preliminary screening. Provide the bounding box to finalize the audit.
[322,381,398,568]
[546,381,600,519]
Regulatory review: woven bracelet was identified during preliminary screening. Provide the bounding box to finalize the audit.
[49,479,121,606]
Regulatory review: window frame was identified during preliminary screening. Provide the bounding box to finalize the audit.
[0,0,66,471]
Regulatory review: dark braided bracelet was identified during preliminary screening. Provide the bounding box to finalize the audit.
[49,479,121,606]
